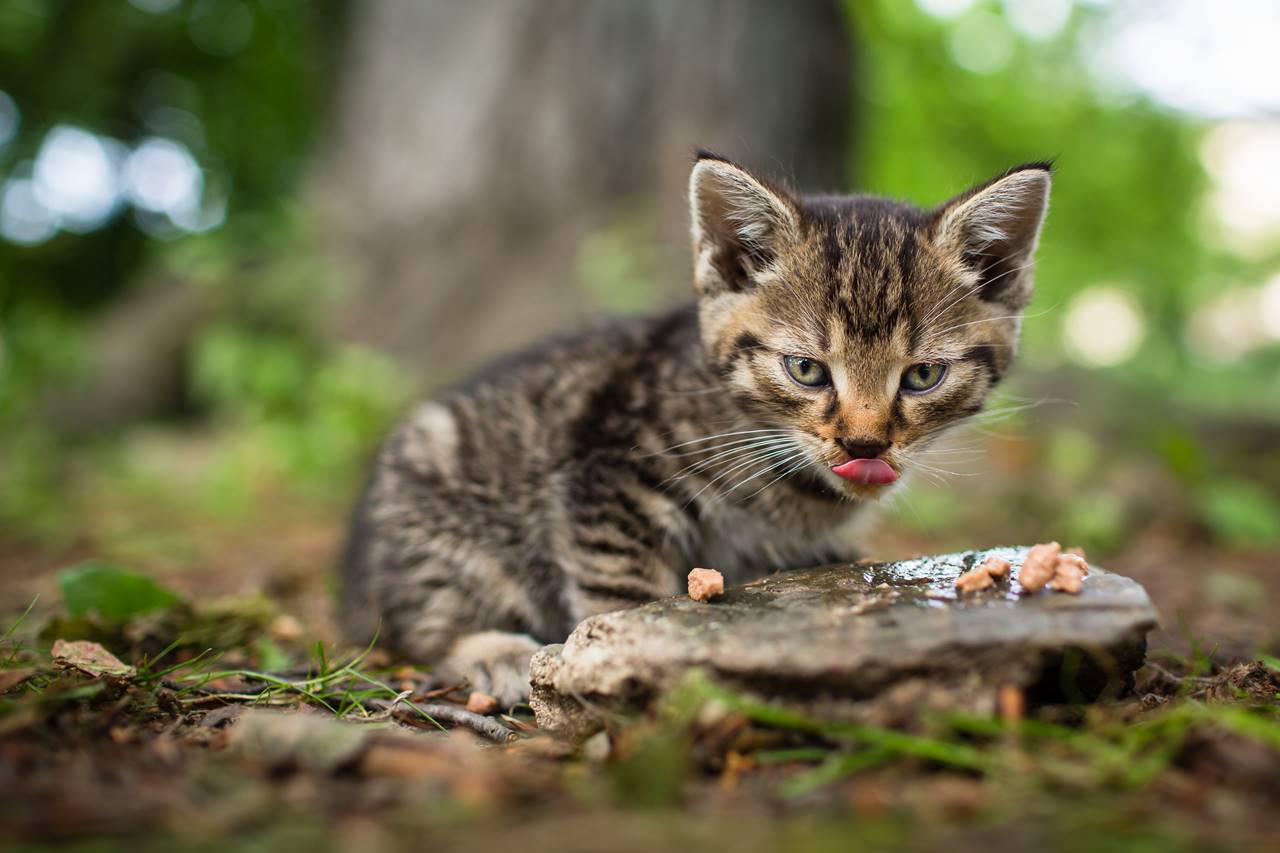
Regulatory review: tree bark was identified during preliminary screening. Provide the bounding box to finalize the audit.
[312,0,853,381]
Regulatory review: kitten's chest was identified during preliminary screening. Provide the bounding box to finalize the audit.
[690,498,867,585]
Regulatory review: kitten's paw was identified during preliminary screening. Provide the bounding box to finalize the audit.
[443,631,542,707]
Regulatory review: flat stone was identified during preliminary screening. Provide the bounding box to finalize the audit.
[530,547,1159,737]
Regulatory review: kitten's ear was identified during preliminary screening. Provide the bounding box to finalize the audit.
[931,163,1052,310]
[689,151,799,296]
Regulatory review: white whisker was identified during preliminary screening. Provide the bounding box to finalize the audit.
[680,443,802,507]
[643,427,792,457]
[738,454,815,501]
[930,303,1057,338]
[662,437,798,483]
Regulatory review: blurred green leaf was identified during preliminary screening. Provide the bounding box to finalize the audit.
[58,561,181,622]
[1046,428,1099,482]
[255,635,293,672]
[1158,431,1204,483]
[1199,481,1280,547]
[1058,491,1125,553]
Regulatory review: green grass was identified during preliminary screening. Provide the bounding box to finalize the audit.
[1,563,1277,851]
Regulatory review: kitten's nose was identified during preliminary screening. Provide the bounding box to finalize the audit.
[837,438,890,459]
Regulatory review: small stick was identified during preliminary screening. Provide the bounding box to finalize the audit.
[365,698,517,743]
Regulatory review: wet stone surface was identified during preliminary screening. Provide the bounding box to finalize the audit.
[530,547,1159,738]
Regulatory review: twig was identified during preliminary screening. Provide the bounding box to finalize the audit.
[365,698,516,743]
[346,690,412,723]
[179,693,300,707]
[1145,661,1216,686]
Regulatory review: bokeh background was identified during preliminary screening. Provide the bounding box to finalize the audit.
[1,0,1278,654]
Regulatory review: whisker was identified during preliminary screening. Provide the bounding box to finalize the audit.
[724,449,807,494]
[642,427,792,457]
[668,441,799,483]
[737,454,815,501]
[709,451,806,506]
[918,261,1038,330]
[662,437,799,482]
[680,443,801,507]
[930,302,1058,338]
[661,434,797,461]
[910,460,978,478]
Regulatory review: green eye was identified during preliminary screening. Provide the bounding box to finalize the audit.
[783,355,830,388]
[901,362,948,393]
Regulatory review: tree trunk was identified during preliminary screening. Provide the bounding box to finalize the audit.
[312,0,853,381]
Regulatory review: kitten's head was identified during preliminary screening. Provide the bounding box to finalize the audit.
[688,151,1051,497]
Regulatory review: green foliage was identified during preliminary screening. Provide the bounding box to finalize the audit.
[573,206,670,313]
[851,0,1276,395]
[43,563,280,663]
[59,561,181,622]
[0,0,1275,575]
[1198,480,1280,547]
[0,0,338,315]
[676,671,991,771]
[667,670,1280,806]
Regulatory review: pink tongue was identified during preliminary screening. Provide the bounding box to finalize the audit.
[831,458,898,485]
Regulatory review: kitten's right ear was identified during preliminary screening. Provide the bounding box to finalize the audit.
[689,151,798,296]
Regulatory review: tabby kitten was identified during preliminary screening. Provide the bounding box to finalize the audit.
[341,152,1051,703]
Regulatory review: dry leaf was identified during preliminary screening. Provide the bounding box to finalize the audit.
[0,668,35,693]
[51,640,135,678]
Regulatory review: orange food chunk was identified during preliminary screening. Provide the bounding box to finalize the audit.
[955,567,995,593]
[688,567,725,602]
[1050,562,1086,594]
[1017,542,1061,593]
[979,555,1011,579]
[1057,552,1089,577]
[465,691,499,715]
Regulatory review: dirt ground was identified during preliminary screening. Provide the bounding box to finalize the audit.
[1,422,1278,852]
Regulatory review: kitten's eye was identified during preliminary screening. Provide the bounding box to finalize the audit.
[783,355,830,388]
[901,362,948,393]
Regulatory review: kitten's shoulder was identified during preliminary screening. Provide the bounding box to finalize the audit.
[444,302,700,395]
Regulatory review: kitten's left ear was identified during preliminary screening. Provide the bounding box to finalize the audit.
[931,163,1052,310]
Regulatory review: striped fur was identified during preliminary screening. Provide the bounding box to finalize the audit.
[341,153,1051,703]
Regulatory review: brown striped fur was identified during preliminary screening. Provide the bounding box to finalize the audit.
[341,153,1051,703]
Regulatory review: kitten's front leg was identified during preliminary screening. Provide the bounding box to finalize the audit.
[443,558,675,704]
[441,630,544,707]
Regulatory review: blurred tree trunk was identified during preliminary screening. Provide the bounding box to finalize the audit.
[312,0,853,381]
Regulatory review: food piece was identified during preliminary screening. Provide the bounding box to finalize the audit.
[1018,542,1090,595]
[997,683,1025,724]
[979,555,1012,579]
[1057,551,1090,577]
[1050,562,1085,594]
[465,691,499,715]
[955,553,1014,594]
[955,567,995,593]
[688,567,725,602]
[1017,541,1061,593]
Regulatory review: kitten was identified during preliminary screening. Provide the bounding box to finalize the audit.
[341,152,1051,703]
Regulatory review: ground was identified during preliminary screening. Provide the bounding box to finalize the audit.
[1,386,1278,853]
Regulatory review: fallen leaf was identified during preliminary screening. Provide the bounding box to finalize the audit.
[0,668,35,693]
[51,639,135,678]
[230,708,384,773]
[200,705,246,728]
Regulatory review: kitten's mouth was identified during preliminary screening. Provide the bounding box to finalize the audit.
[830,458,899,485]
